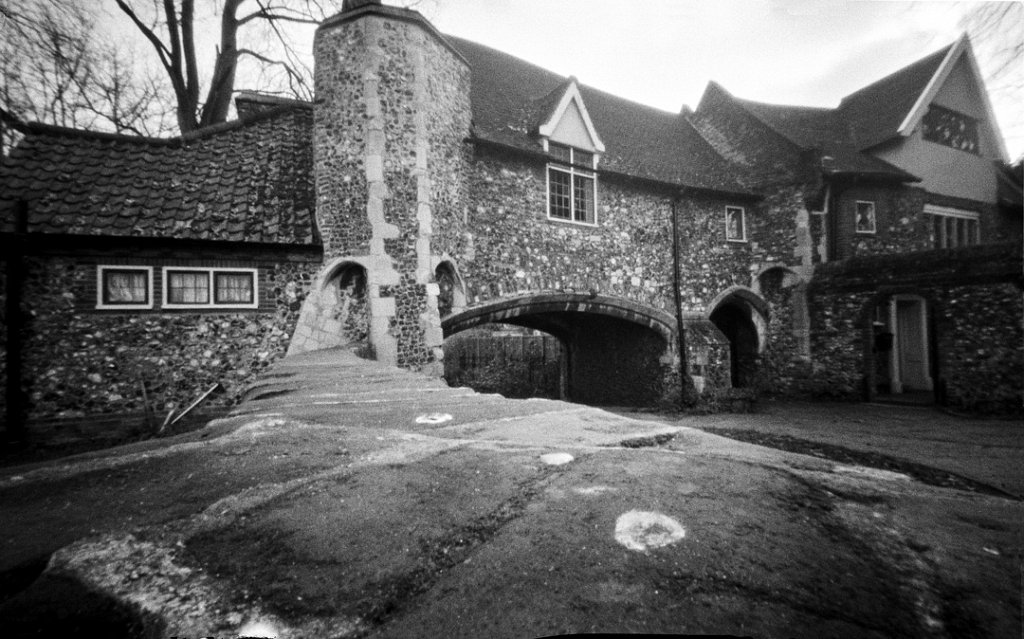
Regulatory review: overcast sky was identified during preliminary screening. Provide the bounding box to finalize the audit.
[421,0,1023,160]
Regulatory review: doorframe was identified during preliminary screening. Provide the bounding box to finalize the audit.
[889,294,932,393]
[861,289,940,404]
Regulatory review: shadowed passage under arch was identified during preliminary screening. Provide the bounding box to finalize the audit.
[442,293,677,406]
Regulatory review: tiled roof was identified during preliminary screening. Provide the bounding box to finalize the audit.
[735,98,919,180]
[838,43,953,150]
[448,36,752,196]
[0,105,317,244]
[695,42,958,184]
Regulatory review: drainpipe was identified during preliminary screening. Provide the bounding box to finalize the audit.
[670,193,689,408]
[4,200,28,447]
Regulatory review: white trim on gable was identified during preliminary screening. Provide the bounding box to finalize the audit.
[897,34,1009,162]
[537,78,605,154]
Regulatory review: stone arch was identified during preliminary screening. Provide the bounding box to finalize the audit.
[707,286,768,388]
[287,257,372,356]
[861,289,938,403]
[442,293,678,407]
[706,285,770,322]
[443,293,677,345]
[433,258,466,318]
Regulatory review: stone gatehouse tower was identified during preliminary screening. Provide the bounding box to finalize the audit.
[288,0,471,368]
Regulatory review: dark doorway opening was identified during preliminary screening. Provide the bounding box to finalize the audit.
[335,263,368,346]
[710,302,758,388]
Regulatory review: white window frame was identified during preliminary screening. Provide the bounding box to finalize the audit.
[161,266,259,309]
[545,142,598,227]
[855,200,876,235]
[725,206,747,242]
[96,266,154,310]
[925,204,980,249]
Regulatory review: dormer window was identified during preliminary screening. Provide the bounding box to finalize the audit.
[547,143,597,225]
[923,104,979,155]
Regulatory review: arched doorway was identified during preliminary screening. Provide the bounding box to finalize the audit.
[709,302,759,388]
[334,263,369,346]
[435,263,456,318]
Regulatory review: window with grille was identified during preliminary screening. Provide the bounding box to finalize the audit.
[547,143,597,225]
[96,266,153,309]
[163,267,258,309]
[926,205,980,249]
[923,104,980,155]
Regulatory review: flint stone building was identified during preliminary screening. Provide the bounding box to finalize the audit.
[2,0,1021,442]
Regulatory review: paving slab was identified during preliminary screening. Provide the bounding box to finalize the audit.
[1,348,1020,638]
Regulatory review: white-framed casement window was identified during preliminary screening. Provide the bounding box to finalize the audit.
[925,204,980,248]
[546,142,597,225]
[162,267,259,309]
[725,206,746,242]
[96,266,154,309]
[855,200,876,234]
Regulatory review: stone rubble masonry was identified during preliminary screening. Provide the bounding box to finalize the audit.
[806,243,1023,413]
[0,248,320,424]
[299,6,470,369]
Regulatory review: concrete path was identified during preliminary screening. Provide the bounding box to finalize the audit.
[1,348,1020,638]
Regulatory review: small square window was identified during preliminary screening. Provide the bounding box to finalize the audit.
[167,270,210,305]
[725,206,746,242]
[855,201,876,234]
[96,266,153,309]
[214,271,255,304]
[162,267,259,309]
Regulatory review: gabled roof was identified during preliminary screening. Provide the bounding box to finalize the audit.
[536,77,606,153]
[732,96,919,181]
[0,105,317,244]
[695,34,1019,185]
[713,35,1010,169]
[448,36,752,196]
[837,42,953,151]
[694,80,917,182]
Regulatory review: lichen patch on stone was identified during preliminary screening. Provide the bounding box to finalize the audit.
[415,413,453,425]
[540,452,574,465]
[614,510,686,552]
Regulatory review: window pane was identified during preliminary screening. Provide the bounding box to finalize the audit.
[215,272,254,304]
[573,174,595,223]
[548,143,571,163]
[726,207,745,240]
[104,270,147,304]
[574,150,594,167]
[168,271,209,304]
[549,168,571,219]
[855,202,875,233]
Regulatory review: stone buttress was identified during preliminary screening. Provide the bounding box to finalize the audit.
[288,1,471,368]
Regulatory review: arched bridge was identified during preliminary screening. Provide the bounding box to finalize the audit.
[442,293,679,406]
